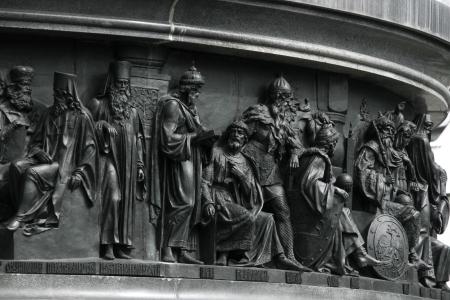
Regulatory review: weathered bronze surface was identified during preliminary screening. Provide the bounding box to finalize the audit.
[7,72,97,235]
[366,214,409,280]
[0,55,449,293]
[87,61,146,260]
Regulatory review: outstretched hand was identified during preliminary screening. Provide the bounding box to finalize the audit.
[96,121,118,137]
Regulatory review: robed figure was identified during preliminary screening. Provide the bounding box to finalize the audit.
[201,121,309,271]
[294,124,384,275]
[87,61,146,260]
[7,72,97,235]
[407,114,450,289]
[151,64,213,264]
[354,114,430,271]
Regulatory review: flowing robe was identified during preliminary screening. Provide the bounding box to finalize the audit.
[407,130,449,282]
[201,144,284,266]
[292,149,346,274]
[151,95,203,250]
[0,102,30,220]
[9,107,97,234]
[88,97,145,246]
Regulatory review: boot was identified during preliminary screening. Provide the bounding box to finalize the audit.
[409,251,433,271]
[216,252,228,266]
[161,247,176,263]
[276,254,312,272]
[435,281,450,291]
[6,216,21,231]
[353,247,391,268]
[115,246,132,259]
[102,244,115,260]
[178,249,204,265]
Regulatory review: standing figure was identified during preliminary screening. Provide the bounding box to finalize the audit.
[241,74,305,268]
[7,72,97,235]
[87,61,146,260]
[202,121,310,271]
[151,64,213,264]
[407,114,450,289]
[354,115,431,270]
[293,124,384,275]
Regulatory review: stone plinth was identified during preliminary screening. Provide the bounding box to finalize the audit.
[0,260,444,299]
[0,189,100,260]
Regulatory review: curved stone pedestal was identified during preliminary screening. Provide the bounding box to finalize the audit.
[0,260,446,300]
[0,273,442,300]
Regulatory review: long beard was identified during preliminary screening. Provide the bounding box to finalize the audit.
[6,85,33,112]
[51,102,68,117]
[227,139,243,152]
[382,136,393,148]
[110,88,131,121]
[51,95,80,117]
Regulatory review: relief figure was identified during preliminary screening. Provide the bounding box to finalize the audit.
[7,72,97,235]
[87,61,146,260]
[201,121,310,271]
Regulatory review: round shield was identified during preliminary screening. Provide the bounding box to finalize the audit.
[366,214,409,280]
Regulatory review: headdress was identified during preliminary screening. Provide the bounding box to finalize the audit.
[9,66,34,83]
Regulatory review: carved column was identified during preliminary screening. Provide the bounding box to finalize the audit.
[116,45,170,260]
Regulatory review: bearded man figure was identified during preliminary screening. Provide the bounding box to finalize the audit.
[202,121,310,271]
[0,66,34,165]
[241,74,306,269]
[355,115,431,271]
[87,61,146,260]
[151,64,215,265]
[7,72,97,235]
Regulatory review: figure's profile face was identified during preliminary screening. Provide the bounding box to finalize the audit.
[394,130,411,150]
[424,120,433,135]
[227,127,247,151]
[187,87,200,105]
[379,124,395,147]
[327,139,338,157]
[114,79,129,94]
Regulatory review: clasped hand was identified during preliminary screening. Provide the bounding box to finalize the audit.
[96,120,117,137]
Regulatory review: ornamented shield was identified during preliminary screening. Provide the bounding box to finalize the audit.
[366,214,409,280]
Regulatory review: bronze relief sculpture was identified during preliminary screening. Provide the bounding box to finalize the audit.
[151,64,214,265]
[354,114,430,271]
[0,59,449,292]
[201,121,310,271]
[87,61,146,260]
[7,72,97,235]
[292,123,385,275]
[241,75,307,270]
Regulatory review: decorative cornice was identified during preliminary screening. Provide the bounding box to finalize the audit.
[0,8,447,124]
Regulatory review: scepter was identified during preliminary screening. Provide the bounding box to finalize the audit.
[371,119,395,202]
